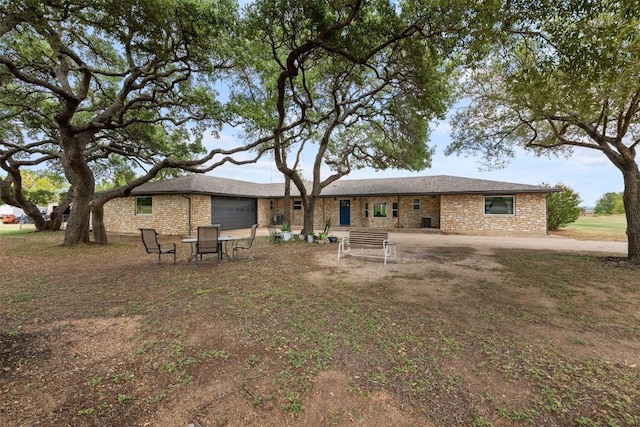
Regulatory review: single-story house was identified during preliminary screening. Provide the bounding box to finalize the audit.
[103,174,557,236]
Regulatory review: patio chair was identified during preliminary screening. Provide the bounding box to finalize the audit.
[195,225,220,265]
[267,223,282,243]
[140,228,176,264]
[232,224,258,261]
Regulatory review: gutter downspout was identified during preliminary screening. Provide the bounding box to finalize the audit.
[181,194,192,235]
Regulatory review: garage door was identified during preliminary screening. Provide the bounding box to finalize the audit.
[211,197,257,230]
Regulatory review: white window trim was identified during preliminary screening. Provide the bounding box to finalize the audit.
[412,198,421,210]
[373,202,388,218]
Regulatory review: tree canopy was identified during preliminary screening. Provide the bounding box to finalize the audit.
[447,0,640,262]
[0,0,269,244]
[229,0,492,232]
[594,191,625,215]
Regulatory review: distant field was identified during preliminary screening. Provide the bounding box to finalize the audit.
[0,223,36,235]
[553,214,627,241]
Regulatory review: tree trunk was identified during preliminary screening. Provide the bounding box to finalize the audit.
[622,165,640,264]
[303,196,315,235]
[91,201,108,245]
[62,162,94,245]
[48,208,63,231]
[63,188,92,245]
[48,194,72,232]
[59,125,96,245]
[283,175,291,224]
[0,167,48,231]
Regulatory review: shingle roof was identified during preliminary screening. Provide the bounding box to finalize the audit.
[131,175,264,197]
[320,175,553,196]
[132,174,555,198]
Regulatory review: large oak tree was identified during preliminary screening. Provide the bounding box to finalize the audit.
[0,0,264,245]
[231,0,487,233]
[447,0,640,263]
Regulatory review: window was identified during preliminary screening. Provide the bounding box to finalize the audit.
[364,203,369,218]
[392,202,398,218]
[270,200,273,210]
[484,196,514,215]
[412,198,421,210]
[136,196,153,215]
[293,200,302,210]
[373,202,387,217]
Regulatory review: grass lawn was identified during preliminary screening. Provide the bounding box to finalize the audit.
[553,214,627,241]
[1,231,638,426]
[0,223,36,235]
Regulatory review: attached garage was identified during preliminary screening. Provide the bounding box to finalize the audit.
[211,197,257,230]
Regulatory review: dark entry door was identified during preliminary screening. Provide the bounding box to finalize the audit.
[339,199,351,226]
[211,197,257,230]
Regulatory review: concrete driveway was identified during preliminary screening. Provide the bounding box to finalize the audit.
[242,227,627,256]
[382,232,628,255]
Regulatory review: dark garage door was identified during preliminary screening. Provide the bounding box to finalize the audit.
[211,197,257,230]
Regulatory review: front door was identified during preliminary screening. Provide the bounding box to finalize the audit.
[339,199,351,226]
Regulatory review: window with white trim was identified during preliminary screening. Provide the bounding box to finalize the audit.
[392,202,398,218]
[412,198,421,210]
[373,202,387,217]
[136,196,153,215]
[484,196,514,215]
[293,200,302,210]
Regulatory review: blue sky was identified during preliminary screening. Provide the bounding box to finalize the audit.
[203,119,623,208]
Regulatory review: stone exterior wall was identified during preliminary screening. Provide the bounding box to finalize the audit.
[257,195,441,230]
[257,198,338,231]
[439,193,548,235]
[392,195,440,229]
[104,194,211,236]
[106,192,548,236]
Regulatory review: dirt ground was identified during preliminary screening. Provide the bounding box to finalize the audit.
[0,226,636,426]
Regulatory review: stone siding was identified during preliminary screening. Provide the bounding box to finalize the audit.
[257,198,338,231]
[257,195,441,230]
[104,194,211,236]
[440,193,548,235]
[105,192,548,236]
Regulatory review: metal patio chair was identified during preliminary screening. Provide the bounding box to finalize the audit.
[232,224,258,261]
[195,225,221,265]
[140,228,176,264]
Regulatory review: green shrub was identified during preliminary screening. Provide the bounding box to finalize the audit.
[545,183,582,230]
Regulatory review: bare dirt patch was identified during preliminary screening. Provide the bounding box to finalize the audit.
[1,231,639,426]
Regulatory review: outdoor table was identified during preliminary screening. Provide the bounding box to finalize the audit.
[182,236,235,262]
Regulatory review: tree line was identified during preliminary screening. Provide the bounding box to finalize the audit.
[594,192,625,215]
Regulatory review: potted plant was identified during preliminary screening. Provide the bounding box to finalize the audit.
[323,216,332,236]
[280,221,292,241]
[322,216,336,243]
